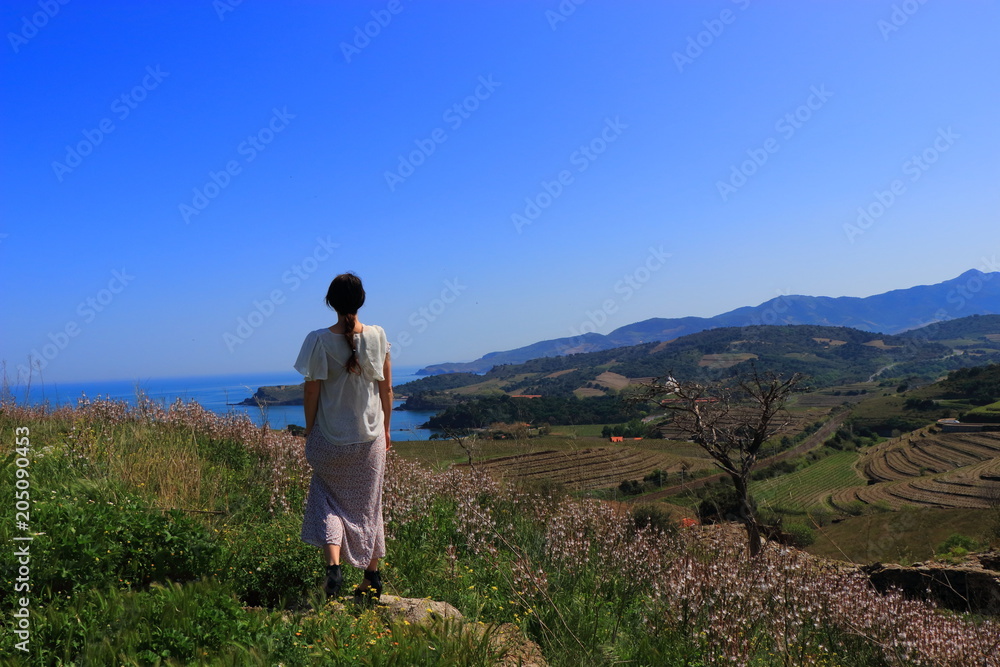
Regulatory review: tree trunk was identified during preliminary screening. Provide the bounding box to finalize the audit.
[733,475,762,558]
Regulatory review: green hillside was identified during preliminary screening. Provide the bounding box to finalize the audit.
[847,363,1000,433]
[397,323,954,408]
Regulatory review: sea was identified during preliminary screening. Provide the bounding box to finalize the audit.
[5,366,439,441]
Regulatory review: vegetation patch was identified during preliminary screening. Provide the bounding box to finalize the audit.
[809,507,994,564]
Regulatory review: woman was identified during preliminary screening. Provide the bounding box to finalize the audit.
[294,272,392,600]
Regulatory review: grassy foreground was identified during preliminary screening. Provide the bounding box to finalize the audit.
[2,396,999,666]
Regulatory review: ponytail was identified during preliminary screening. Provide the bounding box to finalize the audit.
[343,312,361,375]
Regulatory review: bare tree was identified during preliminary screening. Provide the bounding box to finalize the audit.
[634,366,803,558]
[439,426,480,467]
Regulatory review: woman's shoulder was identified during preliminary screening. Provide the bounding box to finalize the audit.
[304,327,331,340]
[362,324,386,339]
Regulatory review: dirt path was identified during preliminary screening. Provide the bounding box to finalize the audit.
[630,414,847,503]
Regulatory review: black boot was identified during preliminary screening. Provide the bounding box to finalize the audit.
[353,569,382,601]
[324,564,343,598]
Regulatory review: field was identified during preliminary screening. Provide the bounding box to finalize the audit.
[968,400,1000,422]
[786,382,877,409]
[393,434,718,477]
[827,429,1000,510]
[859,428,1000,482]
[808,507,994,564]
[547,423,607,437]
[752,451,866,513]
[466,446,674,491]
[697,352,758,369]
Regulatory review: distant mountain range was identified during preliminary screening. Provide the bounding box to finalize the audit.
[245,314,1000,408]
[418,269,1000,375]
[395,316,1000,408]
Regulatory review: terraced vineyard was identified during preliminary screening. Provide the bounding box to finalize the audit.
[752,451,866,512]
[859,428,1000,482]
[472,446,674,491]
[829,429,1000,510]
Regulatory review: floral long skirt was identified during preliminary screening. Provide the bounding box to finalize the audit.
[300,430,386,569]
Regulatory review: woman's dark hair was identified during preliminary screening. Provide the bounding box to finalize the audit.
[325,273,366,374]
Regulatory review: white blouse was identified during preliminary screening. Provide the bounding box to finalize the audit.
[294,325,390,445]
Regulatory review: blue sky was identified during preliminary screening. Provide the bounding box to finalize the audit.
[2,0,999,384]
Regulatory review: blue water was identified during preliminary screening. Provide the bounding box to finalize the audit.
[5,366,439,441]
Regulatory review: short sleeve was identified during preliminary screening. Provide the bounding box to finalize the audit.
[360,325,389,381]
[294,331,329,381]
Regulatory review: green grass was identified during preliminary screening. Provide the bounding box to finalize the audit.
[966,399,1000,422]
[807,507,998,564]
[548,424,607,437]
[752,451,866,513]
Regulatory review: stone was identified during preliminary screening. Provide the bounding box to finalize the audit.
[374,594,464,625]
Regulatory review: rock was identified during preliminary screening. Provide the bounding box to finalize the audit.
[374,594,463,625]
[980,551,1000,572]
[859,561,1000,615]
[370,597,547,666]
[489,622,548,667]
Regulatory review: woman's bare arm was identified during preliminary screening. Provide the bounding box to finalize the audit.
[377,352,393,449]
[303,380,321,436]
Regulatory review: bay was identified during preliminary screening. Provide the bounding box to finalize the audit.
[5,366,439,441]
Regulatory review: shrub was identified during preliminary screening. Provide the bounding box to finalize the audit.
[936,533,981,557]
[782,522,816,547]
[618,479,644,496]
[697,485,755,524]
[643,468,668,486]
[630,503,677,535]
[217,515,324,607]
[842,500,866,516]
[21,579,256,664]
[19,480,218,598]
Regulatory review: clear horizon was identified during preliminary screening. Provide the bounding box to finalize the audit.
[3,365,431,389]
[3,1,998,383]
